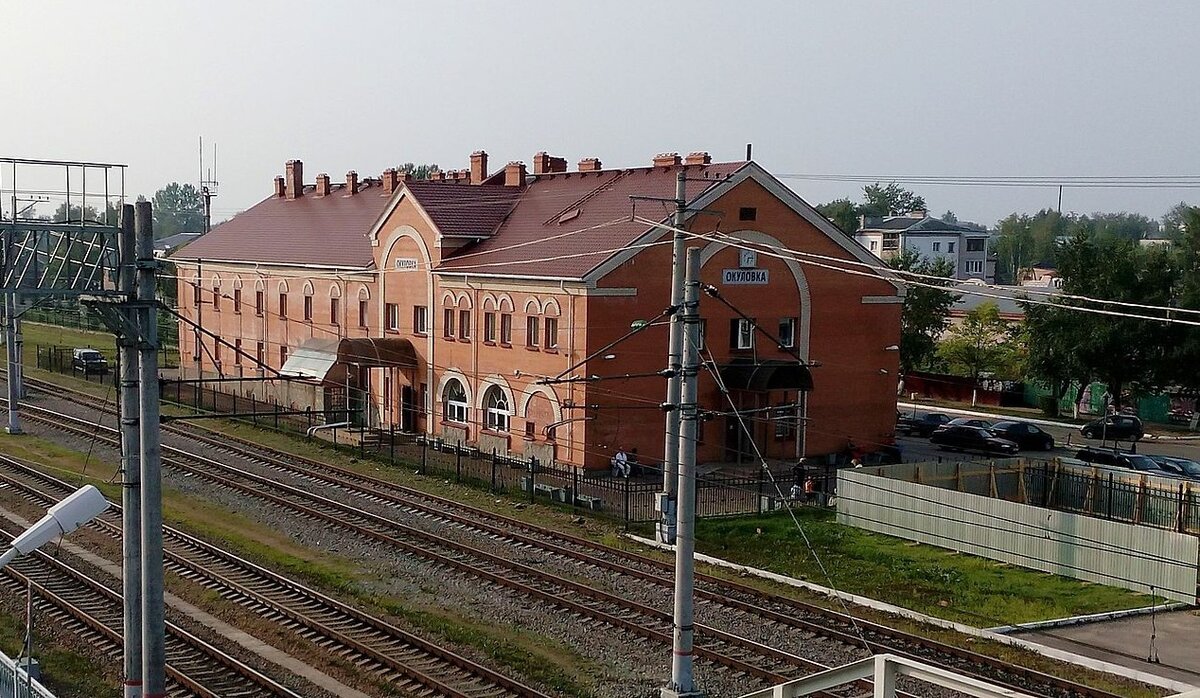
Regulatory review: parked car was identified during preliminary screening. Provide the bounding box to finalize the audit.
[988,421,1055,451]
[71,348,108,375]
[896,412,950,437]
[1147,455,1200,480]
[929,425,1019,455]
[1079,415,1143,442]
[1073,447,1166,474]
[939,417,994,431]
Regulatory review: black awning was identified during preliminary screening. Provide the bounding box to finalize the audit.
[718,359,813,392]
[281,337,418,383]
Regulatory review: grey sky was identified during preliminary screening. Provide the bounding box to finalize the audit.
[4,1,1197,228]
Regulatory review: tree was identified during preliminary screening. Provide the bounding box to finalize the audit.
[889,248,960,376]
[815,198,860,235]
[52,203,100,223]
[1163,202,1198,240]
[151,182,205,239]
[1072,212,1159,241]
[861,182,925,217]
[938,302,1022,404]
[396,163,441,180]
[993,209,1068,283]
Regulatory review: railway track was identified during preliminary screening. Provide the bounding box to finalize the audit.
[11,376,1134,697]
[0,524,303,697]
[0,453,552,698]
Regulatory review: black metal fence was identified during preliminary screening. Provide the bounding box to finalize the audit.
[35,344,176,387]
[154,380,822,526]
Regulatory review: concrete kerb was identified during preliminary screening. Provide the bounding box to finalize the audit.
[898,401,1200,442]
[985,603,1190,635]
[626,532,1198,695]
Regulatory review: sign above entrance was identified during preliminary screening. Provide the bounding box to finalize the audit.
[721,268,769,285]
[393,258,419,271]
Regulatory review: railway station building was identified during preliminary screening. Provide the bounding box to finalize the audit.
[170,150,902,470]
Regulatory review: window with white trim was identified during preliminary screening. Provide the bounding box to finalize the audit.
[500,313,513,345]
[483,386,510,433]
[484,311,497,342]
[458,309,471,340]
[413,306,428,335]
[966,260,984,274]
[778,318,796,349]
[443,379,469,425]
[730,318,754,350]
[544,317,558,350]
[385,303,400,331]
[443,308,456,338]
[526,316,540,348]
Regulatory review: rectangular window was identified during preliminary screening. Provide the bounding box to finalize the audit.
[947,241,956,253]
[966,238,985,252]
[443,308,455,338]
[212,288,220,312]
[525,421,535,439]
[697,319,707,350]
[256,342,264,366]
[500,313,513,345]
[192,282,201,308]
[234,339,243,365]
[739,207,757,221]
[255,290,264,316]
[385,303,399,331]
[413,306,428,335]
[544,317,558,350]
[774,402,796,439]
[303,295,313,322]
[484,311,496,343]
[966,260,984,274]
[330,297,340,325]
[459,309,471,340]
[279,293,288,319]
[358,299,368,328]
[932,242,941,252]
[233,288,242,314]
[526,316,540,348]
[730,318,754,350]
[214,338,221,365]
[778,318,797,349]
[869,240,878,251]
[882,233,899,250]
[279,345,288,367]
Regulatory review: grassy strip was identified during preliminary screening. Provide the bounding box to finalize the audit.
[0,611,119,698]
[693,508,1162,627]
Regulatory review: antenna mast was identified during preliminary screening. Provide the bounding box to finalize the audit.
[199,136,218,234]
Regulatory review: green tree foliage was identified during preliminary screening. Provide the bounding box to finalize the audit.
[52,203,100,223]
[993,209,1068,283]
[1072,211,1159,241]
[397,163,441,180]
[889,248,960,375]
[938,302,1022,382]
[815,198,860,234]
[1162,202,1198,240]
[861,182,926,217]
[151,183,205,238]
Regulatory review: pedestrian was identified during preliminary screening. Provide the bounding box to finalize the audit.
[852,458,862,468]
[611,446,628,478]
[803,477,816,504]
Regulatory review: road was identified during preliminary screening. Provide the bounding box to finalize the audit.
[895,408,1200,464]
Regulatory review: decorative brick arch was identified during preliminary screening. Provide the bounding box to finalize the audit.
[542,298,561,317]
[497,295,514,312]
[454,292,472,310]
[276,280,289,294]
[436,369,473,408]
[523,297,541,315]
[477,374,516,411]
[518,384,563,424]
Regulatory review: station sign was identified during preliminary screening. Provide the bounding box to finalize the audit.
[721,268,769,285]
[393,258,419,271]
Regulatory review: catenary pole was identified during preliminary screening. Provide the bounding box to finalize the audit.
[658,168,687,544]
[134,201,165,697]
[118,204,143,698]
[4,291,19,434]
[663,247,704,698]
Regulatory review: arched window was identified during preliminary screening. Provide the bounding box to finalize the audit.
[443,379,469,425]
[302,282,314,322]
[483,385,510,433]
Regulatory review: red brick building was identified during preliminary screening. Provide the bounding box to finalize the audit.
[171,150,902,469]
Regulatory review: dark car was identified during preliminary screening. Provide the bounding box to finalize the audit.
[941,417,994,430]
[71,348,109,375]
[1148,455,1200,480]
[1079,415,1143,442]
[989,421,1055,451]
[1073,447,1166,474]
[929,425,1019,455]
[897,412,950,437]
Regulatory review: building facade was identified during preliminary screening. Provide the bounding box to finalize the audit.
[172,150,903,469]
[854,211,995,282]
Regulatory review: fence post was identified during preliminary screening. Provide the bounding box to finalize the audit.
[624,472,631,529]
[527,457,537,502]
[451,441,460,482]
[572,464,580,509]
[359,428,365,459]
[306,407,312,433]
[1106,473,1115,519]
[390,423,395,465]
[757,468,765,515]
[420,437,427,475]
[491,449,498,490]
[1177,482,1187,533]
[273,400,280,430]
[252,394,258,426]
[232,390,238,416]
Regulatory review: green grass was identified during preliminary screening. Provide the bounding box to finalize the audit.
[694,508,1163,627]
[0,596,119,698]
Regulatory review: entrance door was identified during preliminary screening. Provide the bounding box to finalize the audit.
[725,417,745,464]
[400,386,417,432]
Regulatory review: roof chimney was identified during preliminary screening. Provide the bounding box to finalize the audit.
[907,209,928,219]
[285,159,304,199]
[345,170,359,195]
[532,152,568,175]
[470,150,488,184]
[578,157,602,172]
[315,173,331,196]
[653,152,681,168]
[684,151,711,166]
[274,175,286,198]
[504,161,527,187]
[381,168,399,194]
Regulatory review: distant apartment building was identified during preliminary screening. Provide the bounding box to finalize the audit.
[853,210,995,283]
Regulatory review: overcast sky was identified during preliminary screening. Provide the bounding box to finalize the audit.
[4,1,1197,227]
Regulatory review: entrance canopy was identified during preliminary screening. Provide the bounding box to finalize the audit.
[718,358,813,392]
[281,337,417,382]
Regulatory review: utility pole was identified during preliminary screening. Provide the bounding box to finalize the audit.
[117,204,143,698]
[4,292,20,434]
[134,201,165,697]
[663,247,704,698]
[658,168,687,544]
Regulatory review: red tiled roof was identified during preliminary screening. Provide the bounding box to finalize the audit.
[436,162,745,279]
[171,181,392,268]
[403,180,521,239]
